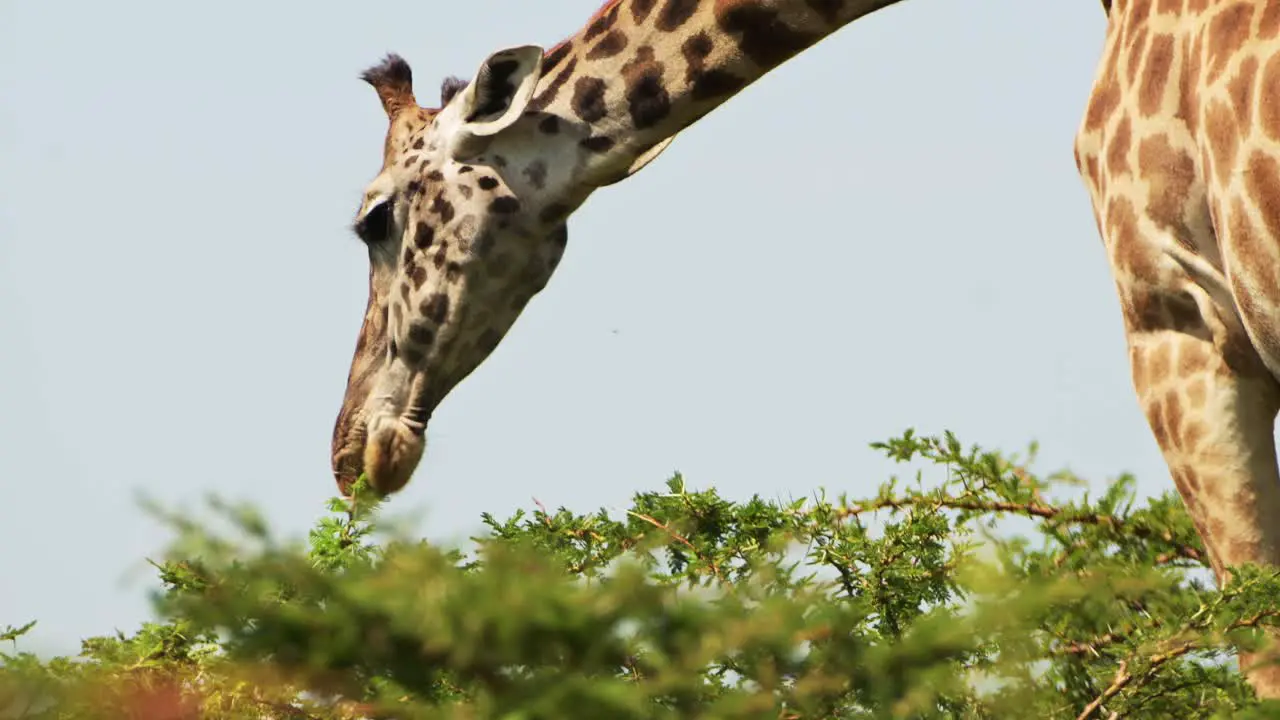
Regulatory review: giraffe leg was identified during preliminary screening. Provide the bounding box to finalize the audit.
[1124,315,1280,695]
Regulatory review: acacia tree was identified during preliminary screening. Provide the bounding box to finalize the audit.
[4,431,1280,719]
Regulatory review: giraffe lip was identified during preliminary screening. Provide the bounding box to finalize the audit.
[332,438,367,495]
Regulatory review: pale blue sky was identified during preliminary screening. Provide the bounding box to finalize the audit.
[0,1,1132,654]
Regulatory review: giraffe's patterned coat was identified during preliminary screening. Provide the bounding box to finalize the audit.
[332,0,1280,696]
[1074,0,1280,692]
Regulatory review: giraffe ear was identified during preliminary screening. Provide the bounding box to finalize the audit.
[448,45,545,160]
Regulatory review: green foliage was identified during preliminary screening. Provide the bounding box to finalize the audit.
[5,431,1280,718]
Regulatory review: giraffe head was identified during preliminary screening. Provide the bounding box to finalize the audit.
[332,11,695,497]
[331,46,577,497]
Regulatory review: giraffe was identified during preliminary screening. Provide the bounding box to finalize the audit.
[1073,0,1280,694]
[330,0,1280,695]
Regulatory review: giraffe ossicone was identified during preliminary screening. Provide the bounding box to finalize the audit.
[332,0,1280,697]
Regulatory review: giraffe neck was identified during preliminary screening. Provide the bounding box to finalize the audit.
[529,0,902,188]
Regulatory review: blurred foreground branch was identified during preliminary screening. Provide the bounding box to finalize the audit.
[4,430,1280,719]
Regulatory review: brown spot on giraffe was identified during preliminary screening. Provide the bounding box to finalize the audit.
[682,17,744,101]
[1205,3,1253,85]
[1259,54,1280,142]
[682,31,713,81]
[414,222,435,249]
[1139,32,1174,116]
[1126,0,1151,29]
[1083,155,1102,194]
[622,46,672,129]
[1163,387,1185,435]
[1262,3,1280,38]
[1084,75,1121,132]
[1226,187,1280,368]
[1175,36,1201,136]
[656,0,699,31]
[407,261,428,289]
[631,0,657,23]
[445,262,463,284]
[583,0,621,41]
[430,193,456,224]
[542,42,573,75]
[1146,392,1170,445]
[1240,155,1280,298]
[713,0,823,72]
[588,30,629,59]
[1137,134,1197,246]
[1106,116,1132,176]
[1227,55,1258,125]
[571,76,608,122]
[1106,196,1155,281]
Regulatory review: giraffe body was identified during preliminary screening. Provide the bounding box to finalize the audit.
[1076,0,1280,594]
[331,0,1280,696]
[1074,0,1280,690]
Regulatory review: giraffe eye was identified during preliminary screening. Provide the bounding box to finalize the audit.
[353,196,395,244]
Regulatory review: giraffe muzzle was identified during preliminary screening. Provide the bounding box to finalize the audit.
[361,414,426,496]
